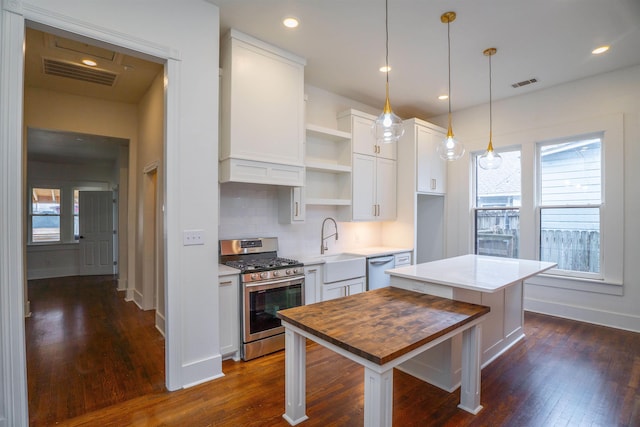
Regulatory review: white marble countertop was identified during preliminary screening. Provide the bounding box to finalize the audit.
[218,264,240,276]
[387,255,557,293]
[346,246,412,258]
[297,246,412,266]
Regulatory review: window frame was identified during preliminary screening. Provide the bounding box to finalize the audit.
[30,186,62,244]
[535,134,604,280]
[472,146,522,260]
[468,113,623,294]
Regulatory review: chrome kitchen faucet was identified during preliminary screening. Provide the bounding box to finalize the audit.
[320,217,339,254]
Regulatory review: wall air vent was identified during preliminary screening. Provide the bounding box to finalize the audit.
[42,58,118,86]
[511,78,538,88]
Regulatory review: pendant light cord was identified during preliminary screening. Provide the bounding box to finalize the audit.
[489,52,493,143]
[447,21,452,116]
[385,0,389,86]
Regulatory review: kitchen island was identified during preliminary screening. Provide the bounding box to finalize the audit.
[387,254,556,391]
[277,287,490,426]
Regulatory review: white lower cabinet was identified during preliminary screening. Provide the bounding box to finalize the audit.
[322,276,365,301]
[394,251,412,267]
[303,265,320,305]
[218,273,240,361]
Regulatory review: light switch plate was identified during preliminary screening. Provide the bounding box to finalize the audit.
[183,229,205,246]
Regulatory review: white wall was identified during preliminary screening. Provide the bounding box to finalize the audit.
[433,65,640,331]
[136,71,165,322]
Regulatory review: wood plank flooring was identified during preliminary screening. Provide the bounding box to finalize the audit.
[27,275,640,426]
[26,275,165,426]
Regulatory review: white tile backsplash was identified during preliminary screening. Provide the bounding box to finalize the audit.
[219,182,383,259]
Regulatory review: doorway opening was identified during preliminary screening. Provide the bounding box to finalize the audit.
[23,24,167,423]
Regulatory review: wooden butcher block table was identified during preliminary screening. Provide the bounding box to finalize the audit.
[277,287,490,427]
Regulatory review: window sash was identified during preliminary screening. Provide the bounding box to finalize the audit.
[536,134,604,279]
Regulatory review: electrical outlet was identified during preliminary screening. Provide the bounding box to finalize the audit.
[183,229,205,246]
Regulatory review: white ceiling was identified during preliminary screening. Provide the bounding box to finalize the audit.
[24,1,640,162]
[24,27,162,164]
[210,0,640,119]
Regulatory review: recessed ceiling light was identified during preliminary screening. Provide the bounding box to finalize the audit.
[283,17,299,28]
[82,59,97,67]
[438,94,449,100]
[592,45,610,55]
[379,65,391,73]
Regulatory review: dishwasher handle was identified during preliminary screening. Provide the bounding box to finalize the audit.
[368,256,395,266]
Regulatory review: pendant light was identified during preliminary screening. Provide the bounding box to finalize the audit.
[436,11,465,161]
[478,47,502,170]
[374,0,404,144]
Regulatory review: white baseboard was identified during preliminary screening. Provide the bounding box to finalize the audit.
[155,311,166,337]
[125,288,134,301]
[133,289,144,309]
[27,266,79,280]
[181,354,224,389]
[524,297,640,333]
[117,278,127,291]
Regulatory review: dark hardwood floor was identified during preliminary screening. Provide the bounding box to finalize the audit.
[26,275,165,426]
[27,275,639,426]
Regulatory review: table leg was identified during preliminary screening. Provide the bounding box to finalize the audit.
[363,367,393,427]
[458,323,483,414]
[283,327,309,425]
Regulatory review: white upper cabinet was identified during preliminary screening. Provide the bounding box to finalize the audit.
[338,109,397,221]
[402,118,447,195]
[219,29,306,186]
[341,109,396,160]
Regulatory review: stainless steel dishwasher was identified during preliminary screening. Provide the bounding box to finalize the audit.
[366,255,395,290]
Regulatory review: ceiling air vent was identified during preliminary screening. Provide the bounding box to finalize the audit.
[43,58,117,86]
[511,78,538,88]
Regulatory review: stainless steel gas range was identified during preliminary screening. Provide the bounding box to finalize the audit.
[219,237,304,361]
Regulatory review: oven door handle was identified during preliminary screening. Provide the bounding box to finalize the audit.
[244,277,304,288]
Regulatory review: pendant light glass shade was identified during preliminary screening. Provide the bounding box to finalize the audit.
[478,47,502,170]
[374,0,404,144]
[437,11,465,161]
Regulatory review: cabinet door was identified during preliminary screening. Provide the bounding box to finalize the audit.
[226,36,304,166]
[351,115,377,156]
[218,274,239,360]
[376,158,397,220]
[346,277,365,296]
[322,283,346,301]
[416,126,446,194]
[303,265,320,305]
[352,153,377,221]
[278,187,305,224]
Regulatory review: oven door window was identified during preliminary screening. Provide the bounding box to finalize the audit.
[249,283,302,335]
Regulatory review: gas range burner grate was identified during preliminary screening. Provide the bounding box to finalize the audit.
[225,257,302,273]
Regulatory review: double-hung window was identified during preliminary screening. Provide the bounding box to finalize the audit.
[473,149,521,258]
[31,187,61,243]
[538,135,602,278]
[471,114,622,291]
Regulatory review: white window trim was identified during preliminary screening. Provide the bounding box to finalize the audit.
[28,181,109,245]
[471,113,623,293]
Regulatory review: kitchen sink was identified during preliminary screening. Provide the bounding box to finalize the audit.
[320,254,366,283]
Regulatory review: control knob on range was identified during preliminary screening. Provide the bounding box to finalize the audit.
[273,270,280,277]
[260,272,268,279]
[285,269,292,275]
[250,273,259,280]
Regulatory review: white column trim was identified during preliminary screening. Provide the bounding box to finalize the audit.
[0,3,28,426]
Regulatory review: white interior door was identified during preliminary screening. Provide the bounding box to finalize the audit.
[79,191,115,275]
